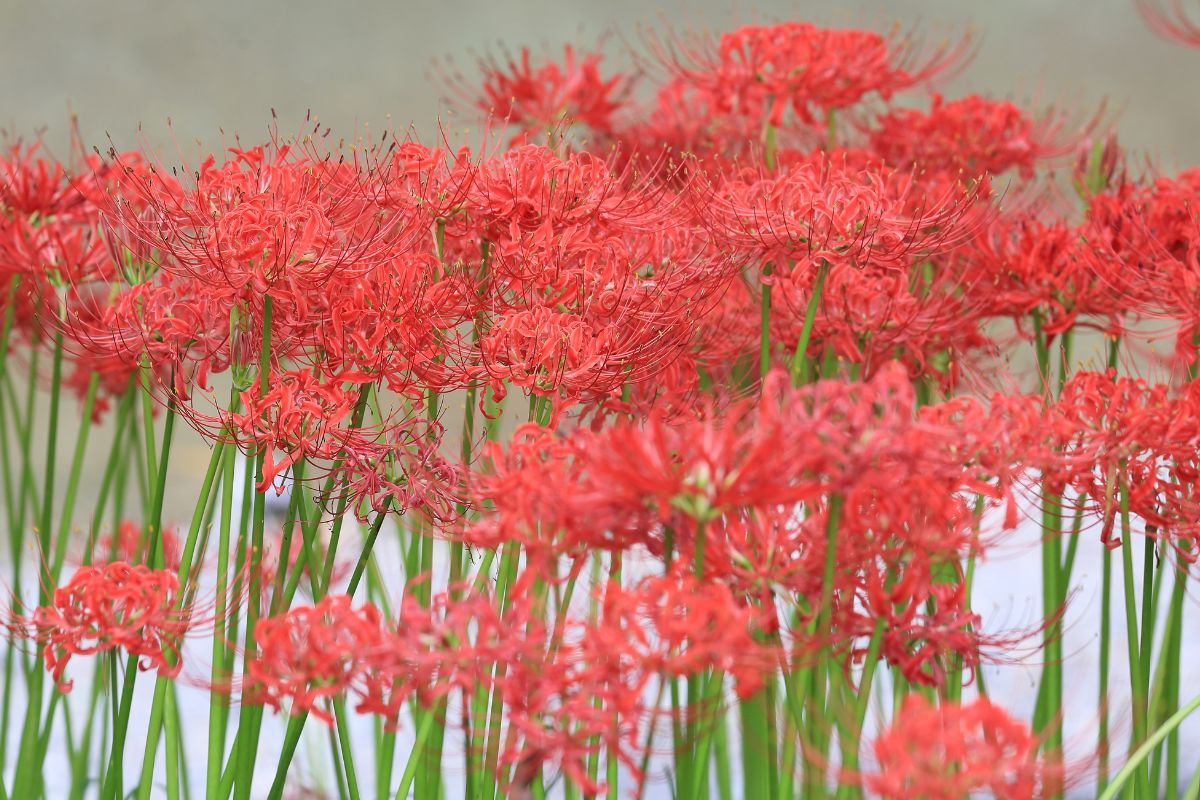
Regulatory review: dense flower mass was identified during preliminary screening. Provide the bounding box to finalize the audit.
[2,8,1199,799]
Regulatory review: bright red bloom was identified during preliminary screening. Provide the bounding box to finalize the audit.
[866,696,1063,799]
[226,367,367,492]
[867,93,1080,178]
[457,45,630,142]
[21,563,193,690]
[494,570,772,795]
[102,135,424,352]
[331,419,465,526]
[659,22,970,127]
[245,594,387,723]
[954,200,1144,339]
[611,77,762,170]
[1047,370,1200,557]
[464,144,733,406]
[0,141,85,219]
[703,152,983,277]
[605,570,774,694]
[1086,169,1200,363]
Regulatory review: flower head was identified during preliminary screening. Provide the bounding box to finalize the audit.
[19,563,194,690]
[867,696,1063,799]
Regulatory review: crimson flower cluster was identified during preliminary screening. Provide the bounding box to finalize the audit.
[867,695,1065,799]
[5,10,1200,796]
[10,563,193,690]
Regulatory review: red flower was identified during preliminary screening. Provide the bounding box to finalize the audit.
[956,208,1132,336]
[866,696,1064,799]
[703,152,983,277]
[245,594,387,723]
[867,93,1081,178]
[20,563,195,691]
[463,144,733,405]
[1048,370,1200,556]
[0,141,83,219]
[657,22,970,127]
[453,45,630,143]
[225,367,366,492]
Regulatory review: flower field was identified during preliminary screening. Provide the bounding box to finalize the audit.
[3,3,1200,798]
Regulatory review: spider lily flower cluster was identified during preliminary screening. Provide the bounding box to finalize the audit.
[1,5,1200,799]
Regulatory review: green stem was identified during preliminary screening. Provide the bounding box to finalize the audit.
[789,261,829,386]
[1098,691,1200,800]
[759,266,772,381]
[233,295,275,800]
[394,710,438,800]
[1118,473,1154,800]
[1098,544,1113,793]
[12,326,62,800]
[136,431,226,799]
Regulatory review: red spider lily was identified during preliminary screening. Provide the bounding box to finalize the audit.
[708,248,996,389]
[1138,0,1200,46]
[12,563,197,691]
[0,210,110,288]
[1047,370,1200,557]
[225,367,368,492]
[331,420,465,526]
[464,423,600,554]
[606,570,775,695]
[244,594,388,723]
[701,152,984,278]
[955,206,1135,337]
[587,366,1030,529]
[652,22,971,128]
[866,93,1083,178]
[866,695,1065,799]
[448,44,631,143]
[102,133,424,335]
[1087,169,1200,362]
[58,274,233,403]
[610,78,763,171]
[499,614,643,795]
[374,140,476,220]
[465,144,670,258]
[311,254,468,393]
[0,141,90,220]
[577,397,810,525]
[851,557,985,686]
[360,584,548,717]
[463,144,733,405]
[499,570,772,795]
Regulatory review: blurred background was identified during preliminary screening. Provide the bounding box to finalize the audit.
[2,0,1199,168]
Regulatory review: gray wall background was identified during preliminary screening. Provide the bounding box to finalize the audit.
[3,0,1199,168]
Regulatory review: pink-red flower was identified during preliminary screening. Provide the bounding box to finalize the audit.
[659,22,970,127]
[866,696,1064,799]
[455,45,630,142]
[18,563,195,690]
